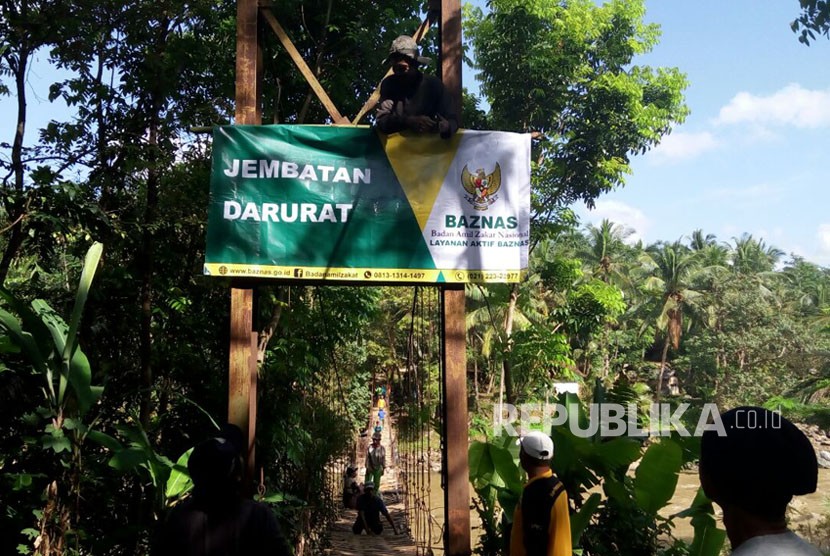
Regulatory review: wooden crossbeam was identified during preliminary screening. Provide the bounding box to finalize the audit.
[260,8,349,124]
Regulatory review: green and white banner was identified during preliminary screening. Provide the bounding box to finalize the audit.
[204,125,530,283]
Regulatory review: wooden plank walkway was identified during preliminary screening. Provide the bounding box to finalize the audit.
[323,406,420,555]
[323,491,415,555]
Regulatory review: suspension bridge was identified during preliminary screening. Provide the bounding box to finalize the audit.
[325,287,448,555]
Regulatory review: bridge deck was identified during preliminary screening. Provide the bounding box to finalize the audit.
[323,492,415,555]
[323,404,421,555]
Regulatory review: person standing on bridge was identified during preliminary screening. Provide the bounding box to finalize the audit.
[365,432,386,493]
[352,482,398,536]
[375,35,458,139]
[510,431,571,556]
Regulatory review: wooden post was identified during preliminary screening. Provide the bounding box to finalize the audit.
[230,0,260,490]
[440,1,471,554]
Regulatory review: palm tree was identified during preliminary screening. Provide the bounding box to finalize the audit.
[581,219,635,286]
[642,241,701,397]
[781,257,830,331]
[730,233,785,274]
[688,229,717,251]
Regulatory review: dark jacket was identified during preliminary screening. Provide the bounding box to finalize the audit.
[375,72,458,137]
[152,495,292,556]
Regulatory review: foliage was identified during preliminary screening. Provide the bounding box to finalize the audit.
[1,0,829,553]
[466,0,689,241]
[792,0,830,45]
[468,390,725,556]
[0,242,104,554]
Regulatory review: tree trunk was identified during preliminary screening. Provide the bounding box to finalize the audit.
[0,34,31,285]
[257,287,288,363]
[656,334,670,400]
[473,356,479,407]
[503,283,519,404]
[498,363,505,430]
[138,116,159,429]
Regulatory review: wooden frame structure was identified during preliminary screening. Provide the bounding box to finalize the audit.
[229,1,470,553]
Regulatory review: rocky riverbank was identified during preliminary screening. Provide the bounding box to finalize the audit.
[796,423,830,468]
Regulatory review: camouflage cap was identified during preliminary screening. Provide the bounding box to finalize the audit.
[383,35,431,66]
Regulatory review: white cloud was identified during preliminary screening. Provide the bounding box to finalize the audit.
[582,200,649,244]
[715,84,830,128]
[648,131,719,163]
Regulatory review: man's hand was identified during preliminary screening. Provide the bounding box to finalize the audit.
[405,115,437,133]
[437,115,451,138]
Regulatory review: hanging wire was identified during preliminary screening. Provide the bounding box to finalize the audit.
[391,286,446,555]
[313,287,361,551]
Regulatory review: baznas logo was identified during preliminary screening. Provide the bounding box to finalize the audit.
[461,163,501,210]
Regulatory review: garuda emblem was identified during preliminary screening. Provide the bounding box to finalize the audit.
[461,163,501,210]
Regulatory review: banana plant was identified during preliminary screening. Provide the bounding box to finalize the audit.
[0,242,104,427]
[0,242,105,553]
[468,387,725,556]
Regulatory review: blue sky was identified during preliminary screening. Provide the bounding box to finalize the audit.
[4,1,829,266]
[477,1,830,265]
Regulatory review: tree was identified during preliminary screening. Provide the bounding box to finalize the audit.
[466,0,688,399]
[467,0,689,229]
[642,241,701,396]
[687,229,729,269]
[730,234,784,275]
[792,0,830,45]
[581,219,635,287]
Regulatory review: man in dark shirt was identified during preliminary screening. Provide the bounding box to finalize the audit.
[352,482,399,535]
[375,35,458,139]
[152,426,293,556]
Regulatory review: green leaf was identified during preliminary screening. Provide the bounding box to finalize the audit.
[633,439,682,514]
[165,448,194,500]
[68,348,100,415]
[261,491,304,504]
[489,444,523,493]
[41,433,72,454]
[591,437,642,474]
[570,492,601,546]
[86,430,123,452]
[109,447,149,472]
[64,242,103,364]
[688,510,727,556]
[0,307,49,378]
[468,441,495,483]
[10,473,33,490]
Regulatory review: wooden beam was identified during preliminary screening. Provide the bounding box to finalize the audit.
[440,2,470,553]
[229,287,254,442]
[261,8,349,124]
[442,286,471,556]
[235,0,261,125]
[441,0,463,119]
[231,0,259,492]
